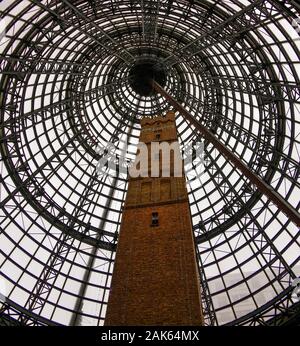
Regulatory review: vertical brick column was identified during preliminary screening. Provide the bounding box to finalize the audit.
[104,111,204,326]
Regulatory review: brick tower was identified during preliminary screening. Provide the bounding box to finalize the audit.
[105,111,204,326]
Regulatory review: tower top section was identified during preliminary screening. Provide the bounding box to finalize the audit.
[139,111,177,143]
[140,111,175,127]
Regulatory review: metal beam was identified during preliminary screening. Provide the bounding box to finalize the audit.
[30,0,134,65]
[69,176,117,326]
[158,0,285,68]
[141,0,161,43]
[152,80,300,227]
[160,0,263,64]
[60,0,135,64]
[69,112,135,325]
[0,55,92,75]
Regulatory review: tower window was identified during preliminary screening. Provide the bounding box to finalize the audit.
[151,212,159,227]
[155,133,161,140]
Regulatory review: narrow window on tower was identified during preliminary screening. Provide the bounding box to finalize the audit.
[151,212,159,227]
[155,133,161,140]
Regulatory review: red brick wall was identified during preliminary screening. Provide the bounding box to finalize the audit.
[104,112,204,326]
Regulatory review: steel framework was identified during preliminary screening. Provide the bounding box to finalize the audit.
[0,0,300,326]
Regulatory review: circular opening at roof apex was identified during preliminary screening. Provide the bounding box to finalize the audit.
[128,61,167,97]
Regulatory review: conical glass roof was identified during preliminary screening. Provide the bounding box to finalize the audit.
[0,0,299,326]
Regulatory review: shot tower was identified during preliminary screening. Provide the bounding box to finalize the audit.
[1,0,300,328]
[105,111,204,326]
